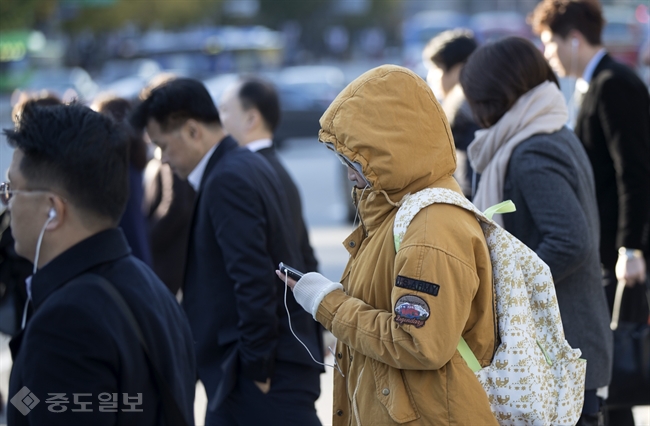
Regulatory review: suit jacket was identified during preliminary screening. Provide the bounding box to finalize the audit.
[257,146,319,272]
[8,228,196,426]
[182,137,322,409]
[575,54,650,269]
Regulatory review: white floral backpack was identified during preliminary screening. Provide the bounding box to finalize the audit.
[393,188,586,426]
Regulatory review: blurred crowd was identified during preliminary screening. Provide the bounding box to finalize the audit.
[0,0,649,425]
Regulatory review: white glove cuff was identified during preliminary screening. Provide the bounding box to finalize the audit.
[293,272,343,319]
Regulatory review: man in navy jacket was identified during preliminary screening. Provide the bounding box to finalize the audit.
[4,102,196,425]
[133,78,322,425]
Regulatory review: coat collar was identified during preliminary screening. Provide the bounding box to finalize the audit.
[590,53,612,85]
[198,135,238,192]
[30,228,130,310]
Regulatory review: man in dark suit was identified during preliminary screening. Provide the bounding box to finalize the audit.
[132,78,322,426]
[531,1,650,424]
[3,102,196,425]
[218,76,319,273]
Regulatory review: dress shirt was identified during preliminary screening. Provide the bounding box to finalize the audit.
[187,144,218,191]
[245,138,273,153]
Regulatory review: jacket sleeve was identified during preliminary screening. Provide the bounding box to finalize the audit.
[597,75,650,250]
[208,171,279,382]
[315,243,480,370]
[508,143,592,282]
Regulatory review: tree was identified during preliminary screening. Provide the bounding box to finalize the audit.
[62,0,222,32]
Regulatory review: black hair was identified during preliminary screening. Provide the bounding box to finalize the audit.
[4,103,128,224]
[238,77,281,132]
[12,93,62,125]
[423,29,478,71]
[460,36,560,128]
[130,78,221,132]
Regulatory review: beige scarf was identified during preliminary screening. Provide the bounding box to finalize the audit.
[468,81,568,226]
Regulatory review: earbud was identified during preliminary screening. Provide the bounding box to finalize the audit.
[48,208,56,219]
[572,38,578,48]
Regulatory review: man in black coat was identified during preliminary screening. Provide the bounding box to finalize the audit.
[532,1,650,424]
[218,76,319,273]
[133,78,322,426]
[3,102,196,425]
[422,29,480,198]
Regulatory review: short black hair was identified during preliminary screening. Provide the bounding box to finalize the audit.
[12,93,62,125]
[130,78,221,132]
[238,77,281,132]
[460,36,559,128]
[4,103,128,224]
[423,29,478,71]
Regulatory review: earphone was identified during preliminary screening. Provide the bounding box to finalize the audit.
[23,207,58,329]
[572,38,579,48]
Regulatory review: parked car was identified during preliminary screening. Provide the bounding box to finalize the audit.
[273,65,346,144]
[602,5,645,69]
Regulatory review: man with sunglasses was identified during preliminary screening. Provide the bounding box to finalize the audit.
[3,102,196,425]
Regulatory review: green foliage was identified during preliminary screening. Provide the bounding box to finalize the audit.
[63,0,223,32]
[0,0,57,32]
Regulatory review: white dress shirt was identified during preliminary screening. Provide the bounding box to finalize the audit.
[245,138,273,153]
[187,144,218,192]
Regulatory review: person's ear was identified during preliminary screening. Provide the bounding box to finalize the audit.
[567,30,583,48]
[45,195,66,230]
[183,119,201,141]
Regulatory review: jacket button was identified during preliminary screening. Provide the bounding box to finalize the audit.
[349,241,356,248]
[337,353,342,359]
[382,388,390,396]
[336,409,344,416]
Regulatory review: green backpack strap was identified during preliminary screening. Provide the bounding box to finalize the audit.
[393,189,516,373]
[483,200,516,221]
[457,337,482,372]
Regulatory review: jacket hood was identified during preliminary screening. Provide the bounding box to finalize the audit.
[319,65,457,205]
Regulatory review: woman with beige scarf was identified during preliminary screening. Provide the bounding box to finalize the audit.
[460,37,613,426]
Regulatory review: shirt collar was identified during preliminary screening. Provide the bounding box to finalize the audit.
[582,48,607,84]
[245,138,273,153]
[188,144,218,191]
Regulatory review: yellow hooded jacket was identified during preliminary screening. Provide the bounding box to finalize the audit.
[316,65,498,425]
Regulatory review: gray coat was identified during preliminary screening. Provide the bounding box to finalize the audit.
[503,126,613,390]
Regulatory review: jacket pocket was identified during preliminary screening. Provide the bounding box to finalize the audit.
[371,359,420,424]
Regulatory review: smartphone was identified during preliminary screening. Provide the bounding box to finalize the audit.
[278,262,304,281]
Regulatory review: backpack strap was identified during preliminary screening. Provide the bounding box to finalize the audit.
[393,188,515,373]
[67,273,189,426]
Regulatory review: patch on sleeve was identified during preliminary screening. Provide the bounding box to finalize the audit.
[394,295,430,328]
[395,275,440,296]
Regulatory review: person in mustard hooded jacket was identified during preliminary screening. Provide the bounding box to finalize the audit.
[277,65,498,425]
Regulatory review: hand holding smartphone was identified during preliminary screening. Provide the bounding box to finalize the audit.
[278,262,304,281]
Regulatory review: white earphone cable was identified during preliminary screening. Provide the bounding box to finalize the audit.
[283,273,344,377]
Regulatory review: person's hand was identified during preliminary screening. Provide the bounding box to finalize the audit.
[254,378,271,394]
[615,249,646,287]
[276,269,297,290]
